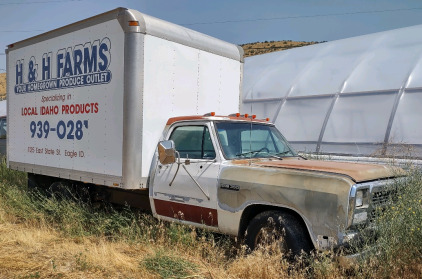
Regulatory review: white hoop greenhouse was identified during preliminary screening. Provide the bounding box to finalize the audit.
[242,24,422,159]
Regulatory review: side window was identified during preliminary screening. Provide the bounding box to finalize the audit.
[0,117,6,139]
[169,126,216,159]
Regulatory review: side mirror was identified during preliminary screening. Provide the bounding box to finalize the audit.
[158,140,176,165]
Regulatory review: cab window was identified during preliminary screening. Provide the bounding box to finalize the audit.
[169,126,216,159]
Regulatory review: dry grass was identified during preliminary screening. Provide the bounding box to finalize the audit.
[0,160,421,278]
[0,222,151,278]
[0,73,5,99]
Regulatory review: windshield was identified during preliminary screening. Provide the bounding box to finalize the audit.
[215,122,297,159]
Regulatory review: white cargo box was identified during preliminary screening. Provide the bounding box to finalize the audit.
[6,7,243,189]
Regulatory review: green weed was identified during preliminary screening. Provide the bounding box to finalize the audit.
[142,251,199,279]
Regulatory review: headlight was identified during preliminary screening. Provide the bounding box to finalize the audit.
[348,186,370,227]
[355,189,369,208]
[356,190,363,207]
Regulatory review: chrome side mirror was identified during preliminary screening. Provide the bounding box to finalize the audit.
[158,140,176,165]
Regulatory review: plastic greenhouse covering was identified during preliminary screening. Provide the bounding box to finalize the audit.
[242,24,422,159]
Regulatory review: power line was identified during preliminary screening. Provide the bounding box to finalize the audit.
[0,0,82,5]
[0,30,43,33]
[181,7,422,26]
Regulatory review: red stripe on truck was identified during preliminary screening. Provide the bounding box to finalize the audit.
[154,199,218,227]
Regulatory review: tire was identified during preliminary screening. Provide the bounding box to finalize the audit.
[48,182,75,200]
[244,210,313,257]
[49,181,91,202]
[27,175,38,190]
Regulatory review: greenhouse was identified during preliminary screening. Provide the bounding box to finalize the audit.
[242,24,422,159]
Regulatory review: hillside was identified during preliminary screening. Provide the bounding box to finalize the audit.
[0,73,5,99]
[241,40,321,57]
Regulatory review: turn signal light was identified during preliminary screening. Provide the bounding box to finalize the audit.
[129,21,139,26]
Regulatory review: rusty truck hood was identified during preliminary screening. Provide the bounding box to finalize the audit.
[233,158,401,183]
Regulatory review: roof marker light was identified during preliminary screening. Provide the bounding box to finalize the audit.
[236,113,240,117]
[129,21,140,26]
[266,118,270,121]
[244,113,249,118]
[252,115,256,119]
[203,112,216,116]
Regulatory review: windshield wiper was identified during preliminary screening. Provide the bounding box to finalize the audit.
[236,149,284,160]
[274,150,292,156]
[266,154,284,160]
[235,150,262,158]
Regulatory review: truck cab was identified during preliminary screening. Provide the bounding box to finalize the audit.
[151,114,402,255]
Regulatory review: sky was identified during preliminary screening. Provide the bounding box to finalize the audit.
[1,0,422,71]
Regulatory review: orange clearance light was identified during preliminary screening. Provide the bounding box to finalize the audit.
[252,115,256,119]
[129,21,140,26]
[236,113,240,117]
[244,113,249,118]
[266,118,270,121]
[210,112,216,116]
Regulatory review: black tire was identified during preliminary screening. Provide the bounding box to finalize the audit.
[49,181,91,202]
[27,173,53,192]
[49,182,76,200]
[27,175,38,190]
[244,210,313,257]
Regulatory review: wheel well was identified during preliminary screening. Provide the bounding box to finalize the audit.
[28,173,55,189]
[238,204,314,248]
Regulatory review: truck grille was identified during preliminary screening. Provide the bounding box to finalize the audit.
[371,188,397,207]
[369,186,397,222]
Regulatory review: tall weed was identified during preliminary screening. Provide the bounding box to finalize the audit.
[0,156,421,278]
[364,168,422,277]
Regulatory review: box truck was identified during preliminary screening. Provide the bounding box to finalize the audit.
[7,7,402,255]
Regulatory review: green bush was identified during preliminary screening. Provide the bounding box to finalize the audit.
[366,169,422,277]
[142,251,198,279]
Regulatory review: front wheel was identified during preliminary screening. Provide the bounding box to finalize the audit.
[244,210,313,257]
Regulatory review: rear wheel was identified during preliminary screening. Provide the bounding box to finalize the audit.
[244,210,313,257]
[27,174,38,190]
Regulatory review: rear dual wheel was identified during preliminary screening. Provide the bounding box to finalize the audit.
[244,210,313,257]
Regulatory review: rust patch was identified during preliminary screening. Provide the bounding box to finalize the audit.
[166,116,210,125]
[255,160,401,183]
[166,115,270,125]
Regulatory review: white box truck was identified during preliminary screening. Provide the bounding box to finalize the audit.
[7,8,403,256]
[7,7,243,188]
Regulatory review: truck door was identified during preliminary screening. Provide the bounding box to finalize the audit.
[151,122,220,229]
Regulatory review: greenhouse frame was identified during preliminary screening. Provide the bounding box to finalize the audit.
[242,24,422,159]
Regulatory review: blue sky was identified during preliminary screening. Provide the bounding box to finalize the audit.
[1,0,422,71]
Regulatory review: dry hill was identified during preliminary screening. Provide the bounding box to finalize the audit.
[241,40,322,57]
[0,73,5,99]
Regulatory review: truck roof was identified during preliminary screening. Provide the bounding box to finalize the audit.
[6,7,243,62]
[166,114,272,126]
